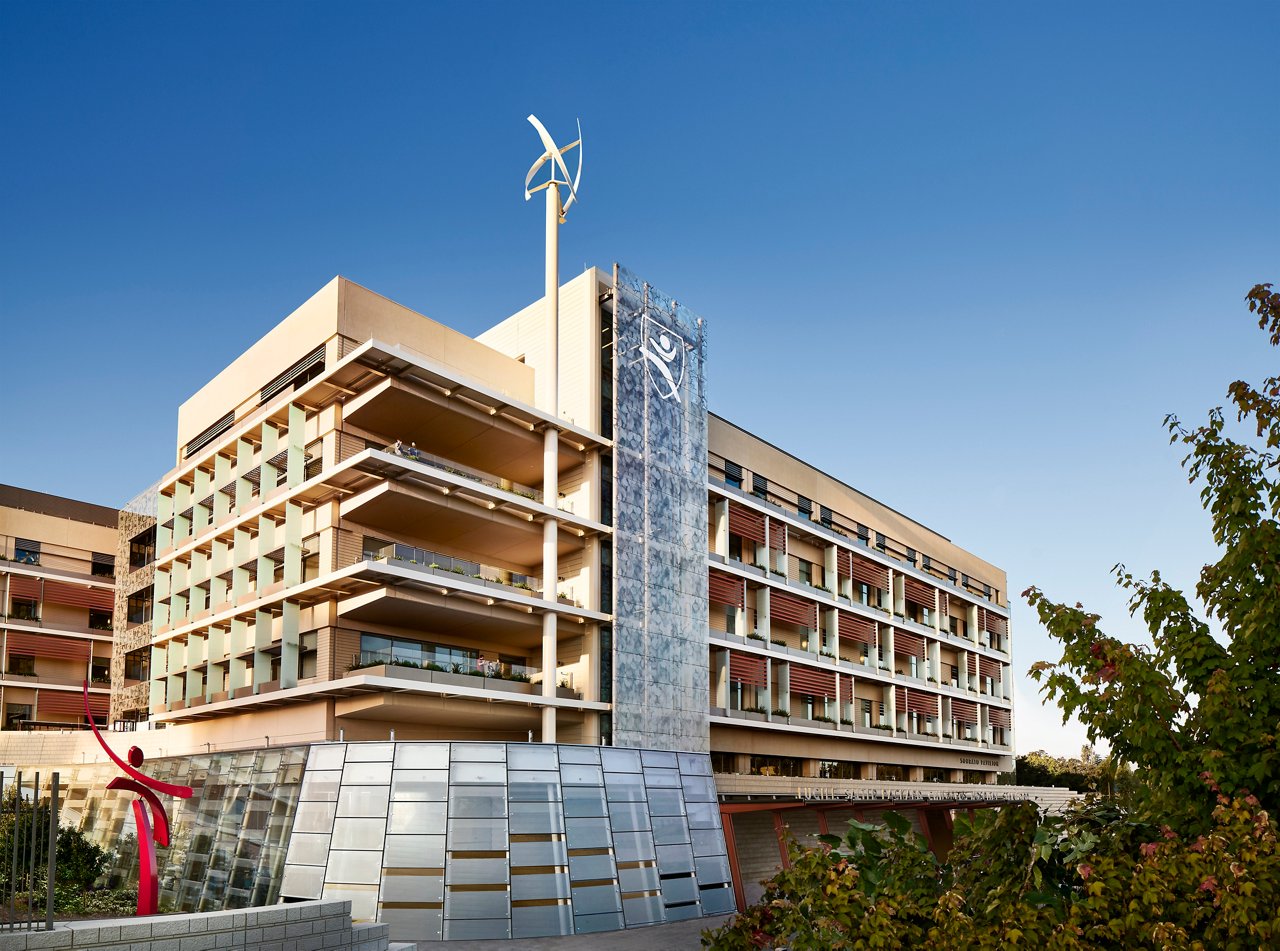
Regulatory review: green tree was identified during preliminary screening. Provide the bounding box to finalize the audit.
[1027,283,1280,825]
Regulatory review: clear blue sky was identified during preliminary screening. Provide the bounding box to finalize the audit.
[2,1,1277,756]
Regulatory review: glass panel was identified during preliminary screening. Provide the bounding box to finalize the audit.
[388,801,447,836]
[280,863,324,899]
[383,834,445,869]
[508,779,561,802]
[700,883,736,915]
[449,743,507,762]
[322,884,379,921]
[509,839,567,867]
[573,910,625,933]
[680,775,717,802]
[691,828,727,856]
[307,744,347,771]
[612,830,657,863]
[450,762,507,784]
[603,774,647,802]
[325,850,382,885]
[331,818,387,850]
[568,852,616,882]
[641,749,678,768]
[677,752,712,776]
[510,871,571,901]
[570,883,621,914]
[696,854,732,884]
[443,889,511,921]
[600,748,641,773]
[447,819,508,851]
[345,742,394,762]
[686,801,719,829]
[655,843,695,874]
[443,917,511,940]
[512,904,573,939]
[651,816,690,846]
[661,873,699,904]
[394,744,450,770]
[562,787,608,818]
[341,761,392,786]
[337,785,390,818]
[647,788,685,817]
[642,768,681,788]
[299,769,342,802]
[285,832,330,866]
[565,818,611,850]
[381,908,443,943]
[446,857,509,885]
[391,769,449,801]
[623,894,665,926]
[618,863,660,892]
[380,872,444,902]
[292,801,337,834]
[507,746,559,770]
[509,800,565,835]
[608,801,651,833]
[557,746,600,765]
[449,786,507,819]
[559,764,603,786]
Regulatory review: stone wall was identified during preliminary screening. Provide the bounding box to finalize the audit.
[0,900,391,951]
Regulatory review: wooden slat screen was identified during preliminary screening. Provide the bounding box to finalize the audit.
[988,707,1011,729]
[44,580,113,611]
[836,548,851,578]
[893,629,926,659]
[6,631,91,660]
[837,611,875,645]
[968,653,978,677]
[728,504,765,544]
[708,570,745,608]
[981,609,1008,637]
[850,556,889,591]
[838,673,853,699]
[768,519,786,552]
[770,589,816,628]
[903,577,935,609]
[729,651,767,688]
[789,665,836,698]
[37,691,104,716]
[938,591,950,618]
[951,698,978,724]
[894,686,940,716]
[979,657,1003,680]
[7,576,40,600]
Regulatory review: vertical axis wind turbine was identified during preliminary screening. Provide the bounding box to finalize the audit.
[524,115,582,744]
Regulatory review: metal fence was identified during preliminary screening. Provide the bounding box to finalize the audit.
[0,770,59,932]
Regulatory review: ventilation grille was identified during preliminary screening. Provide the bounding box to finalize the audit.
[183,411,234,460]
[260,345,325,405]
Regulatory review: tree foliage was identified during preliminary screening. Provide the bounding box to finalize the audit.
[706,284,1280,949]
[1015,747,1138,800]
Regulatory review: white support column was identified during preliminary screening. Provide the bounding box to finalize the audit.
[713,498,729,558]
[541,427,559,742]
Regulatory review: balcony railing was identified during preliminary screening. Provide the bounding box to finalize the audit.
[364,543,543,595]
[349,651,538,681]
[383,443,544,503]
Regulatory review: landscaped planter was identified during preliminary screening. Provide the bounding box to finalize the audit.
[734,710,767,722]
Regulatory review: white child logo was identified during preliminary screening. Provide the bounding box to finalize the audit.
[643,316,686,402]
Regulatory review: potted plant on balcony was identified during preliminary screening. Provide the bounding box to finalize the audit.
[771,707,791,720]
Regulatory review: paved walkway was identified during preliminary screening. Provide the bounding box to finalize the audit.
[408,915,732,950]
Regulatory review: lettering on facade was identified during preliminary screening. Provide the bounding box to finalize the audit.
[795,785,1029,804]
[959,757,1000,767]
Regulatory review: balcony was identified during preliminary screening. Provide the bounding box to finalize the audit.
[345,651,582,699]
[364,543,548,599]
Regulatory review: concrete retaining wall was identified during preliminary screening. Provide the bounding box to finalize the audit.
[0,899,390,951]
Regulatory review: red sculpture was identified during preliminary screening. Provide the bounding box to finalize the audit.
[83,682,193,915]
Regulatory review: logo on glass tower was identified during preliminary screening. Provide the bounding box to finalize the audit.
[642,315,686,402]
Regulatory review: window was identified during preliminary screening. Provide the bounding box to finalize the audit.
[9,598,38,621]
[724,460,742,490]
[124,647,150,682]
[876,764,907,782]
[8,653,35,676]
[923,767,949,783]
[127,586,154,626]
[752,473,768,499]
[797,559,812,585]
[818,760,861,779]
[710,751,738,774]
[875,532,887,552]
[91,659,110,684]
[797,496,812,520]
[91,553,115,577]
[89,608,113,631]
[4,704,31,729]
[748,755,802,777]
[129,527,156,571]
[13,539,40,565]
[906,547,917,566]
[820,505,833,529]
[728,534,742,562]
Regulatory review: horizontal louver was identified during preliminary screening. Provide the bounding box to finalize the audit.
[43,581,112,611]
[8,576,40,600]
[979,657,1003,680]
[836,548,851,578]
[903,577,935,609]
[789,665,835,697]
[893,629,926,659]
[770,589,816,628]
[850,555,889,591]
[838,611,876,645]
[838,673,853,698]
[6,631,91,660]
[939,591,950,618]
[981,610,1008,637]
[728,504,765,545]
[183,410,235,460]
[260,344,325,405]
[951,698,978,724]
[895,686,940,716]
[768,519,786,552]
[37,691,104,717]
[729,651,767,688]
[988,707,1011,729]
[708,570,745,608]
